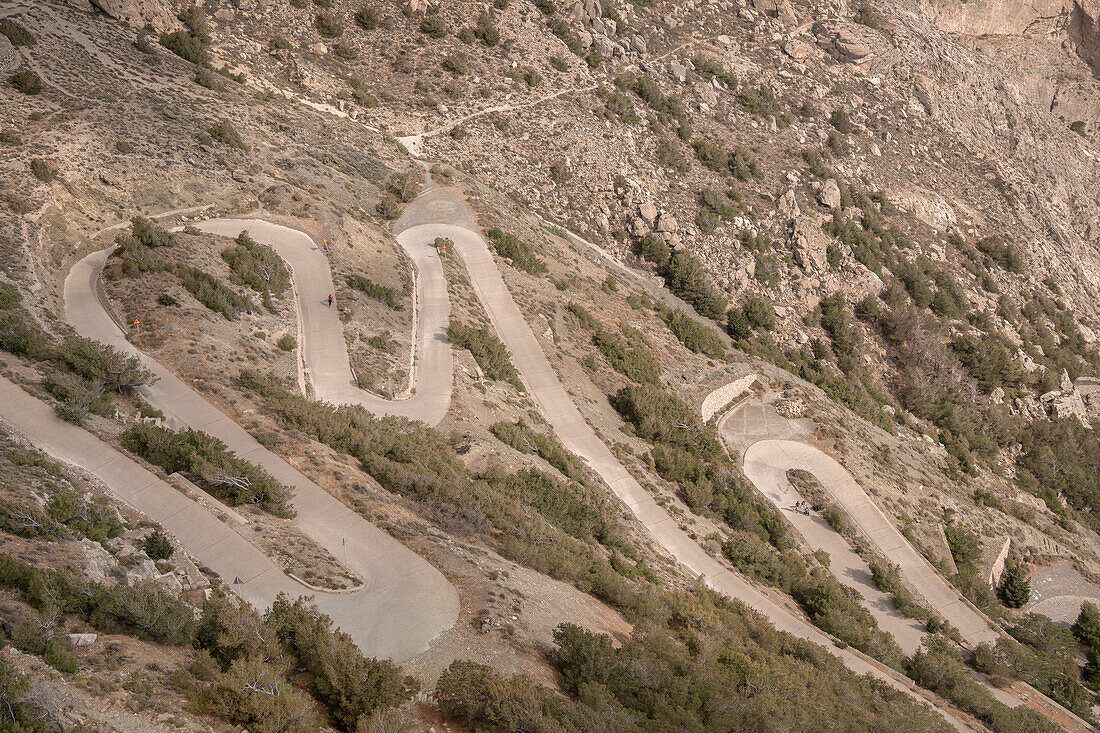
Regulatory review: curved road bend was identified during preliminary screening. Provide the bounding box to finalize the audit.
[737,436,1096,728]
[63,249,459,661]
[743,440,999,647]
[0,376,433,653]
[187,215,454,426]
[410,193,976,730]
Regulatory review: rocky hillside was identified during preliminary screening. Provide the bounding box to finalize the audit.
[5,0,1100,729]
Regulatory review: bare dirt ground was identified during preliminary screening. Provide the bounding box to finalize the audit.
[1026,561,1100,624]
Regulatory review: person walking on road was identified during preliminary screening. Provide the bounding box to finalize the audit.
[328,294,334,307]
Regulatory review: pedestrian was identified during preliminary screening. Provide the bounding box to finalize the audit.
[328,294,334,307]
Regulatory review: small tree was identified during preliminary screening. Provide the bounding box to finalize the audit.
[144,528,174,561]
[1073,602,1100,649]
[997,562,1030,608]
[9,70,42,95]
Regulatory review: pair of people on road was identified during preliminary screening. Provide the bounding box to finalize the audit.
[793,500,810,515]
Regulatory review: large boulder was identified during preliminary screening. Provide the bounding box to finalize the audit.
[790,216,828,271]
[89,0,178,32]
[818,179,841,209]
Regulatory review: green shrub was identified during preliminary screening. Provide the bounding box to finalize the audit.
[447,320,523,390]
[9,69,41,95]
[345,274,402,309]
[486,228,547,274]
[997,562,1030,608]
[1074,602,1100,650]
[144,528,174,560]
[121,423,295,516]
[314,12,343,37]
[736,83,780,117]
[742,296,775,330]
[636,233,670,268]
[266,595,417,730]
[208,119,248,150]
[419,13,448,38]
[660,250,727,320]
[473,12,500,45]
[906,636,1058,733]
[375,193,402,219]
[0,19,35,46]
[491,420,587,483]
[277,334,296,351]
[57,336,153,392]
[221,232,289,295]
[853,2,878,27]
[566,302,599,329]
[355,5,379,28]
[592,329,661,383]
[29,158,54,182]
[830,108,853,133]
[176,265,253,319]
[333,40,358,59]
[160,30,209,64]
[662,309,726,358]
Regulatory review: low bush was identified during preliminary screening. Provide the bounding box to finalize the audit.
[447,320,523,390]
[29,158,54,181]
[491,420,587,483]
[592,329,661,384]
[419,13,447,38]
[486,228,547,275]
[662,308,727,357]
[208,119,247,150]
[0,19,35,46]
[660,250,727,320]
[221,231,289,296]
[345,274,402,309]
[277,334,296,351]
[9,69,41,95]
[176,265,253,319]
[355,6,379,28]
[160,30,209,65]
[57,336,153,392]
[121,423,295,516]
[314,12,344,37]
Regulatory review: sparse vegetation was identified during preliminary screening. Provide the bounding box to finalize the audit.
[121,423,295,516]
[447,320,523,390]
[9,69,41,95]
[208,119,248,151]
[486,228,547,274]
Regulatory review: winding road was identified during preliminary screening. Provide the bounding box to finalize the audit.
[14,172,1058,728]
[58,230,460,663]
[186,214,454,425]
[725,401,1092,730]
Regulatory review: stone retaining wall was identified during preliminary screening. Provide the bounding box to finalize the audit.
[701,373,759,422]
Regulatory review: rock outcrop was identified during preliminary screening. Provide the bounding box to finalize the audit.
[88,0,177,32]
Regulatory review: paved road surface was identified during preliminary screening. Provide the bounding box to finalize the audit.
[63,249,459,661]
[742,443,928,653]
[187,216,453,426]
[742,440,999,647]
[423,192,975,730]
